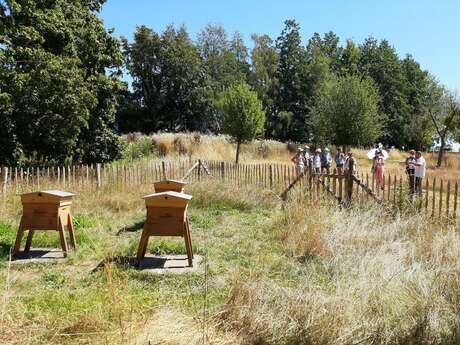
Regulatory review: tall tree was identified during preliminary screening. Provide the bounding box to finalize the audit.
[122,25,209,132]
[275,19,309,141]
[215,82,265,163]
[249,34,279,136]
[307,31,342,72]
[313,75,383,149]
[0,0,123,165]
[230,31,250,77]
[423,82,460,167]
[197,24,245,90]
[401,55,434,149]
[359,38,410,148]
[339,39,360,76]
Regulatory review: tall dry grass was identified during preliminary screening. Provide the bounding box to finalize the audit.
[122,133,460,182]
[123,132,293,163]
[221,200,460,345]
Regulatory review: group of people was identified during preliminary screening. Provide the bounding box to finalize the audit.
[292,145,427,198]
[405,150,426,196]
[291,146,356,175]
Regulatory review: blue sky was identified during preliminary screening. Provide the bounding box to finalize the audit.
[100,0,460,91]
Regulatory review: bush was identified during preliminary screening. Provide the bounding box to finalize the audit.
[120,135,155,161]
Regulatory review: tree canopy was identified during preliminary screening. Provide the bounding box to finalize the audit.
[0,0,123,166]
[313,75,383,147]
[215,82,265,163]
[0,5,451,166]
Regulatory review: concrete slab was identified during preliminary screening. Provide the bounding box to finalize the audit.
[11,248,67,264]
[137,254,203,274]
[92,254,203,274]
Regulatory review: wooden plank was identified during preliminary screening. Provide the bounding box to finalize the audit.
[432,178,436,217]
[182,161,200,181]
[446,181,451,218]
[399,176,403,211]
[439,179,443,218]
[425,178,429,210]
[392,175,397,207]
[338,175,343,202]
[454,182,458,219]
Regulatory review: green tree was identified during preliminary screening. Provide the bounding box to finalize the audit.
[423,82,460,167]
[122,25,209,132]
[359,38,410,148]
[216,83,265,163]
[401,55,435,149]
[275,19,309,141]
[339,39,360,76]
[197,24,246,90]
[249,34,279,137]
[0,0,123,165]
[313,75,383,149]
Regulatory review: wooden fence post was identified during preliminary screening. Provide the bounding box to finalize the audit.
[2,167,8,195]
[96,163,101,190]
[269,165,273,189]
[220,161,225,181]
[161,161,166,180]
[198,160,202,182]
[454,182,458,219]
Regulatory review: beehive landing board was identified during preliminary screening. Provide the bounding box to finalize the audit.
[11,248,67,264]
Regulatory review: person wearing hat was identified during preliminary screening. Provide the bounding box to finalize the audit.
[372,149,385,190]
[313,148,322,174]
[291,147,305,175]
[321,148,332,174]
[303,145,311,168]
[406,149,417,197]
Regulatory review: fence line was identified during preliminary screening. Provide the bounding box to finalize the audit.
[0,159,458,222]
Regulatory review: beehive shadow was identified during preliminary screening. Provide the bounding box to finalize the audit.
[91,254,200,273]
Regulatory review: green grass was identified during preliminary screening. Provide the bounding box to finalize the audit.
[0,181,283,344]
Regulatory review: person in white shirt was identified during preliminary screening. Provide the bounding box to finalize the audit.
[414,151,426,197]
[291,148,305,175]
[313,148,322,174]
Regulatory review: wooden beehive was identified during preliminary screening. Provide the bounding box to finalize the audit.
[13,190,77,256]
[137,191,194,266]
[153,179,187,193]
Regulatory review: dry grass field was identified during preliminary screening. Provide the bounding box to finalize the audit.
[1,133,460,344]
[125,132,460,181]
[1,178,460,344]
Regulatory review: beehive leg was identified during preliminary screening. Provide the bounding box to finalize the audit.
[24,230,35,253]
[67,213,77,250]
[12,218,26,256]
[136,225,150,261]
[58,219,68,257]
[185,218,194,259]
[183,222,193,267]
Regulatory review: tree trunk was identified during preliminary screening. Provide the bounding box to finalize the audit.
[437,137,446,168]
[235,141,241,164]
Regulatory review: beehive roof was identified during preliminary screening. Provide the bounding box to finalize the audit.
[41,190,75,197]
[21,190,75,198]
[158,179,187,185]
[143,191,192,201]
[21,190,75,204]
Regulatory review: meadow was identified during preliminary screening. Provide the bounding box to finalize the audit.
[1,133,460,344]
[127,132,460,181]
